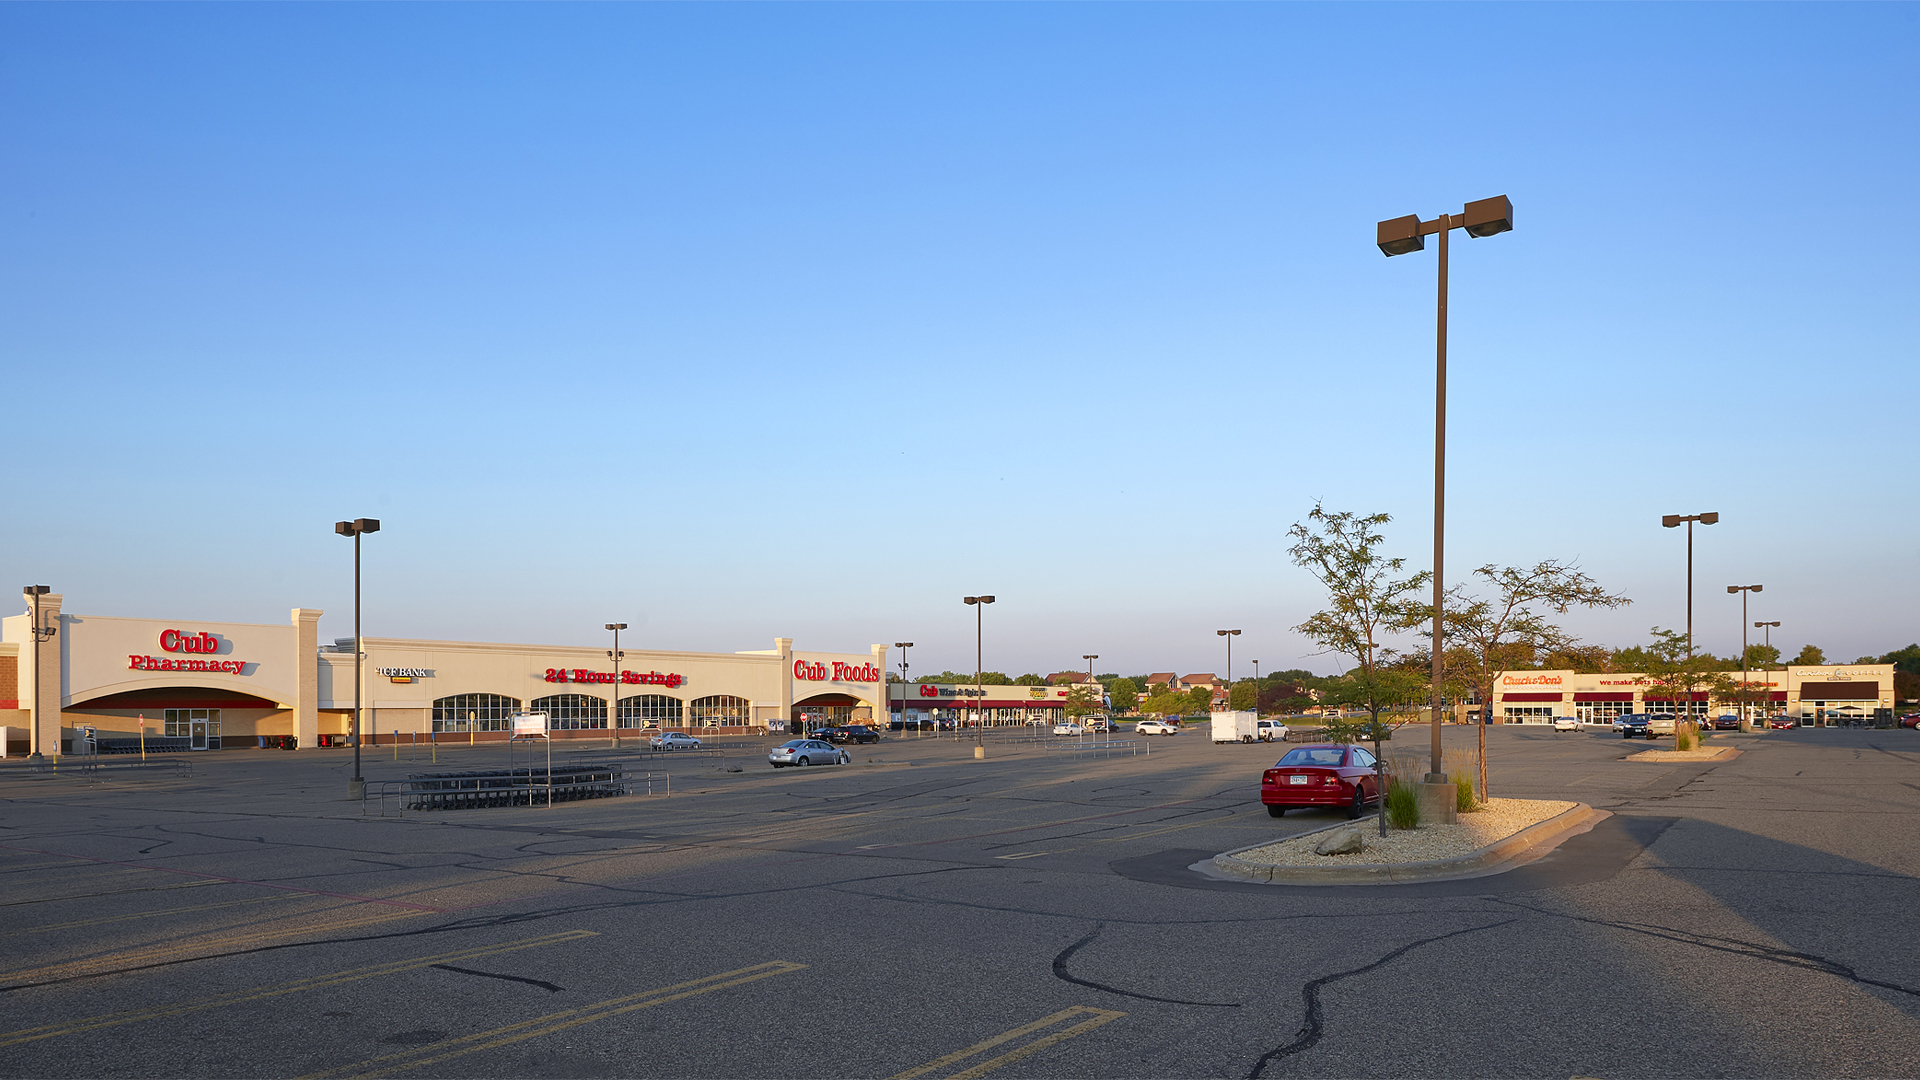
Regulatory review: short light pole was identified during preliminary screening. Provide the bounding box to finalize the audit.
[963,596,994,754]
[1727,586,1762,728]
[606,623,627,731]
[23,586,54,763]
[1756,620,1781,724]
[1216,630,1240,711]
[1253,660,1261,716]
[1378,194,1514,783]
[334,518,380,798]
[894,642,913,732]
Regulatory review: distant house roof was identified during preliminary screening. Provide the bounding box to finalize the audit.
[1144,672,1178,686]
[1046,672,1084,685]
[1183,673,1219,686]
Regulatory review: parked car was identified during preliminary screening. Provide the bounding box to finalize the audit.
[1898,713,1920,730]
[1619,716,1651,739]
[1552,716,1581,732]
[1260,743,1386,819]
[1053,722,1085,736]
[768,739,850,767]
[650,732,703,750]
[1136,719,1180,735]
[819,726,880,744]
[1712,714,1743,731]
[1611,717,1632,732]
[1646,714,1677,739]
[1771,716,1799,729]
[1025,718,1051,728]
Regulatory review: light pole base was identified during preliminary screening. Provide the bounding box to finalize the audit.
[348,778,366,802]
[974,746,985,760]
[1417,780,1458,825]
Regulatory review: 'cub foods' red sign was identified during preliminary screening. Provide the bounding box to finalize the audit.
[794,660,880,683]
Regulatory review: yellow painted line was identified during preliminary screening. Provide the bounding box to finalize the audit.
[2,894,293,938]
[0,930,598,1049]
[0,908,426,984]
[889,1006,1126,1080]
[299,960,808,1079]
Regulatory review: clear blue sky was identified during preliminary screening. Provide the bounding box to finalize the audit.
[3,3,1914,677]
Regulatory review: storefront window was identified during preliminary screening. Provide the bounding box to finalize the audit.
[1574,701,1634,723]
[1502,706,1556,723]
[618,695,683,727]
[163,708,220,738]
[530,694,608,730]
[690,695,750,727]
[432,693,522,733]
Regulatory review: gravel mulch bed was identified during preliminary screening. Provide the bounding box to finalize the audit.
[1624,746,1734,762]
[1230,798,1576,866]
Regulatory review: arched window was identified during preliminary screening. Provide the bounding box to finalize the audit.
[689,695,750,727]
[618,695,683,728]
[530,694,608,730]
[432,693,522,733]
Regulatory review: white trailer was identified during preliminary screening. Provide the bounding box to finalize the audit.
[1210,711,1288,743]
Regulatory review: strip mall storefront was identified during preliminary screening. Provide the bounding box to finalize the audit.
[888,682,1075,726]
[0,592,888,754]
[1489,665,1895,726]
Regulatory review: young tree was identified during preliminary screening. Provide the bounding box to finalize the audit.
[1288,504,1429,834]
[1013,674,1046,686]
[1140,691,1189,716]
[1423,560,1631,799]
[1793,645,1826,666]
[1107,677,1140,714]
[1063,684,1101,718]
[1637,627,1738,724]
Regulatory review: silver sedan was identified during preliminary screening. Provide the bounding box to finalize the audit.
[769,739,850,768]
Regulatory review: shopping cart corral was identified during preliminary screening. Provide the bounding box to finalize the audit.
[361,764,667,816]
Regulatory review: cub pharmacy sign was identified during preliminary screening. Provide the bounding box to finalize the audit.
[128,629,250,675]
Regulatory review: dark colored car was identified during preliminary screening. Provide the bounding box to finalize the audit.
[819,726,880,744]
[1712,715,1743,731]
[1619,716,1651,739]
[1259,743,1386,819]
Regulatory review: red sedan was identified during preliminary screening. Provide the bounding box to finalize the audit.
[1260,743,1387,819]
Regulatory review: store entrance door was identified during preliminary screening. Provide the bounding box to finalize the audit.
[190,720,209,750]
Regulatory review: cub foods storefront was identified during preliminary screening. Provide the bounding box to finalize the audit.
[1488,665,1896,725]
[0,592,888,755]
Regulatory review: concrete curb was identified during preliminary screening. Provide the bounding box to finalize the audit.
[1207,802,1608,886]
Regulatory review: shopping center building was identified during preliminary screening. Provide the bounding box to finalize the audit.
[887,681,1083,727]
[0,593,888,754]
[1488,664,1896,725]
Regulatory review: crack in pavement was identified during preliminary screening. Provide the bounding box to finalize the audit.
[1244,919,1518,1079]
[1051,923,1239,1006]
[430,963,564,992]
[1488,899,1920,998]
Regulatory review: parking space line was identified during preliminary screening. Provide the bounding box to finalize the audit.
[889,1006,1126,1080]
[0,930,598,1048]
[1,894,293,938]
[297,959,808,1079]
[0,908,427,985]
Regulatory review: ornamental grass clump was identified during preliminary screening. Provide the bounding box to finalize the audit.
[1675,728,1694,752]
[1385,776,1421,831]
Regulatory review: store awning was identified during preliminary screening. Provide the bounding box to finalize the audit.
[1798,681,1879,701]
[1502,692,1563,702]
[1573,692,1634,702]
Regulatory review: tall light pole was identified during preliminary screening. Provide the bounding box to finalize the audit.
[1727,586,1762,727]
[1253,660,1260,716]
[334,518,379,798]
[1661,513,1720,666]
[963,596,994,753]
[1756,620,1781,724]
[1216,630,1240,710]
[894,642,913,730]
[606,623,627,730]
[22,586,53,763]
[1378,194,1514,782]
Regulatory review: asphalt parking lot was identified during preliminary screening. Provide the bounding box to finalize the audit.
[3,725,1917,1079]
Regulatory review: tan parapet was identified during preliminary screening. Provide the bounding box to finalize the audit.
[293,608,323,749]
